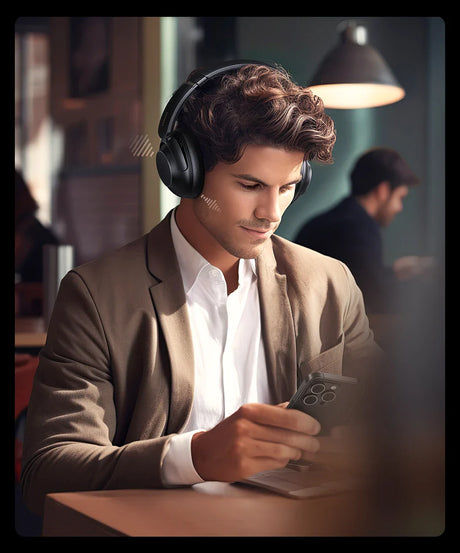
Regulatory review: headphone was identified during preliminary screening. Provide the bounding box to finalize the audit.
[156,60,312,201]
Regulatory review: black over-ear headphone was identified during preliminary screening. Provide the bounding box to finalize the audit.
[156,60,312,201]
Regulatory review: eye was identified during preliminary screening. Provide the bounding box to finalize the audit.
[280,183,297,194]
[239,182,262,191]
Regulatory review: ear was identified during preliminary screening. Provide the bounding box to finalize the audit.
[375,181,392,201]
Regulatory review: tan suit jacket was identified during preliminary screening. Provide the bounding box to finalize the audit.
[21,212,383,514]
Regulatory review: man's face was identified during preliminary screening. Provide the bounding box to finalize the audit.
[375,183,409,227]
[192,144,304,260]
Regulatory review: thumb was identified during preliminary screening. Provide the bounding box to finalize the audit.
[276,402,289,409]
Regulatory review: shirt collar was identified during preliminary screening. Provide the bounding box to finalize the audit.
[170,209,256,295]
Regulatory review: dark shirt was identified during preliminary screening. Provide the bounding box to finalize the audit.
[16,218,59,283]
[294,196,398,313]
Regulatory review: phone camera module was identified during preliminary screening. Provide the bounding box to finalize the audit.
[310,383,326,394]
[321,391,336,403]
[303,394,318,406]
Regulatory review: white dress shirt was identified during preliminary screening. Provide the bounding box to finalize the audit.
[160,212,272,486]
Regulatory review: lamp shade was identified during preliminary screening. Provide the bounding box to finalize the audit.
[308,22,405,109]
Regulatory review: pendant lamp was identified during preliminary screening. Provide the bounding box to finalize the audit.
[308,21,405,109]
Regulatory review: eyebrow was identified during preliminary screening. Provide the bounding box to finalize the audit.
[231,173,301,187]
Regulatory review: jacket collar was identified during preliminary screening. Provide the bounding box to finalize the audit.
[256,239,297,403]
[146,211,181,283]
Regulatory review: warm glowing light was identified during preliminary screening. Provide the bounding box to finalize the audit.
[309,83,406,109]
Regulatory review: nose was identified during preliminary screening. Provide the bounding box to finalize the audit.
[254,188,282,224]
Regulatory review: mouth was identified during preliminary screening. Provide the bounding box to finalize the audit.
[241,226,274,240]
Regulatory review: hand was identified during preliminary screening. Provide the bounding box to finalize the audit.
[190,403,321,482]
[393,256,436,281]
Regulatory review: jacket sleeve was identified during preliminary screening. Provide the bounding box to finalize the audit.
[339,261,387,380]
[20,270,171,516]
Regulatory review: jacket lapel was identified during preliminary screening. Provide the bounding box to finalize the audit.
[257,242,297,404]
[146,213,194,434]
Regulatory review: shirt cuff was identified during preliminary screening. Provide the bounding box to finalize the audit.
[161,430,205,487]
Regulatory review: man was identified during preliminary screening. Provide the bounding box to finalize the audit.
[21,62,383,515]
[295,148,431,313]
[15,170,60,315]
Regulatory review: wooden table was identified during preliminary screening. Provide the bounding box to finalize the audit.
[15,317,46,348]
[43,481,378,537]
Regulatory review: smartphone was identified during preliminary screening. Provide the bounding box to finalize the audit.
[287,372,358,435]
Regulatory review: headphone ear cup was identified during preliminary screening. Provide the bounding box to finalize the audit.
[156,129,204,198]
[293,160,312,201]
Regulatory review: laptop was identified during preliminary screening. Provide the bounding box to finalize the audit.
[241,460,357,499]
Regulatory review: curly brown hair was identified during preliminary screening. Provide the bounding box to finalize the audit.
[177,64,336,171]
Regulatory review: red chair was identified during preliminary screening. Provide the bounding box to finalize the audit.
[15,355,39,482]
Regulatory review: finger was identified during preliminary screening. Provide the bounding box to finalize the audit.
[237,403,321,436]
[247,437,303,463]
[247,421,321,455]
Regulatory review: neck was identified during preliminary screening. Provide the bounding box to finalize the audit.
[175,202,240,294]
[354,194,378,218]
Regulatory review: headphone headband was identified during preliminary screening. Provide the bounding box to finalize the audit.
[158,59,276,138]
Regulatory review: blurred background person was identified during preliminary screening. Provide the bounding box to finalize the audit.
[294,148,435,314]
[15,169,59,315]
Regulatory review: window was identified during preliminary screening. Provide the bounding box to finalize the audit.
[15,20,52,225]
